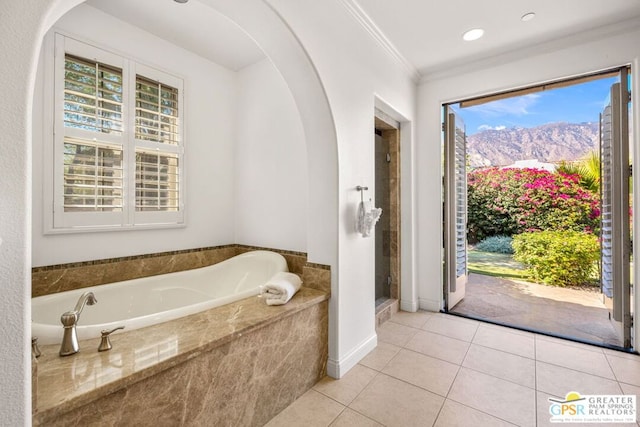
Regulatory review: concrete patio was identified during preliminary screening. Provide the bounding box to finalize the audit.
[450,273,623,347]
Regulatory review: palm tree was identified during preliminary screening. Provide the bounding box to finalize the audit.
[557,150,600,194]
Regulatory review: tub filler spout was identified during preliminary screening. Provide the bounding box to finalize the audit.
[59,291,97,356]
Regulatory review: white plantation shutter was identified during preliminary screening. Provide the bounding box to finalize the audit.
[454,123,467,280]
[135,76,179,145]
[600,99,614,299]
[135,151,180,211]
[63,54,123,135]
[445,107,468,309]
[62,53,124,214]
[134,74,182,214]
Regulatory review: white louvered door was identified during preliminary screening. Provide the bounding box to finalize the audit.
[445,107,467,309]
[600,69,632,348]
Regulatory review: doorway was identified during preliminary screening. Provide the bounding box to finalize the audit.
[443,67,633,349]
[374,112,401,322]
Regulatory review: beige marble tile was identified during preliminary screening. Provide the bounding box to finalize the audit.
[382,348,459,396]
[34,289,329,426]
[462,343,535,388]
[389,310,433,329]
[376,321,418,347]
[472,324,535,358]
[329,408,383,427]
[265,389,344,427]
[314,364,377,405]
[303,265,332,294]
[358,342,401,371]
[434,399,516,427]
[422,314,479,342]
[405,330,470,365]
[536,361,622,397]
[349,374,444,427]
[536,338,615,379]
[448,368,536,427]
[607,353,640,387]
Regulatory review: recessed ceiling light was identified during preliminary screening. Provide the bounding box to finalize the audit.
[462,28,484,41]
[174,0,189,3]
[521,12,536,22]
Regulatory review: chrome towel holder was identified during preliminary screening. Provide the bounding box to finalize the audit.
[356,185,368,202]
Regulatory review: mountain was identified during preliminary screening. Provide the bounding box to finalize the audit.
[466,122,599,168]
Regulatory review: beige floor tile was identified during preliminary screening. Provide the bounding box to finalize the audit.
[462,343,535,388]
[349,373,444,427]
[422,315,479,342]
[434,399,516,427]
[329,408,383,427]
[448,367,536,427]
[608,354,640,387]
[604,348,640,361]
[536,338,615,379]
[472,324,535,358]
[359,342,401,371]
[389,310,433,329]
[482,322,533,337]
[536,334,605,354]
[376,321,419,347]
[536,391,637,427]
[265,389,344,427]
[314,364,377,405]
[382,348,459,396]
[536,361,622,397]
[405,330,470,365]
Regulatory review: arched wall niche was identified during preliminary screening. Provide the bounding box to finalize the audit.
[0,0,339,422]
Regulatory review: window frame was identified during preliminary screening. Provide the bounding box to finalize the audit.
[44,32,186,234]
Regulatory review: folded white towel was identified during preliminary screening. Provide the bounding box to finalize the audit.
[261,272,302,306]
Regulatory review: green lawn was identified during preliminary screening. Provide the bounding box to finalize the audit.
[467,249,529,279]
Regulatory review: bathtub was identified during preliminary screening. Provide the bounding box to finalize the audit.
[32,250,289,345]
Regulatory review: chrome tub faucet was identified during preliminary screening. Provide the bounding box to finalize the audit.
[59,291,97,356]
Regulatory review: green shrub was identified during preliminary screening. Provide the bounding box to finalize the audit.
[467,168,600,243]
[512,231,599,287]
[475,235,514,254]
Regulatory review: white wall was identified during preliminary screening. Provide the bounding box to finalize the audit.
[267,0,417,376]
[234,58,307,252]
[32,4,238,266]
[417,24,640,333]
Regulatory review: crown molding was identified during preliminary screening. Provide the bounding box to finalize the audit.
[337,0,421,83]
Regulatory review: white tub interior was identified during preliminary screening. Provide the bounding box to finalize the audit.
[32,250,289,345]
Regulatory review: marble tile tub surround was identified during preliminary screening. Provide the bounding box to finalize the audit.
[32,244,326,297]
[33,287,329,426]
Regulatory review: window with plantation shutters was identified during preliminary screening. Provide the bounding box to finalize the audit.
[48,34,185,232]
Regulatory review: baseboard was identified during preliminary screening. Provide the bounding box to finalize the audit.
[400,299,418,312]
[326,333,377,379]
[419,298,441,312]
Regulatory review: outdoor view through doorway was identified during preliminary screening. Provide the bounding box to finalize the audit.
[443,67,633,349]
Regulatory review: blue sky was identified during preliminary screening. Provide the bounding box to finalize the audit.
[452,75,619,135]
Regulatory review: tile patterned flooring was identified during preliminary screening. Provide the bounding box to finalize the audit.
[266,311,640,427]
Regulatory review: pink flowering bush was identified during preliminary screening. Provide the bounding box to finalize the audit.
[467,168,600,242]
